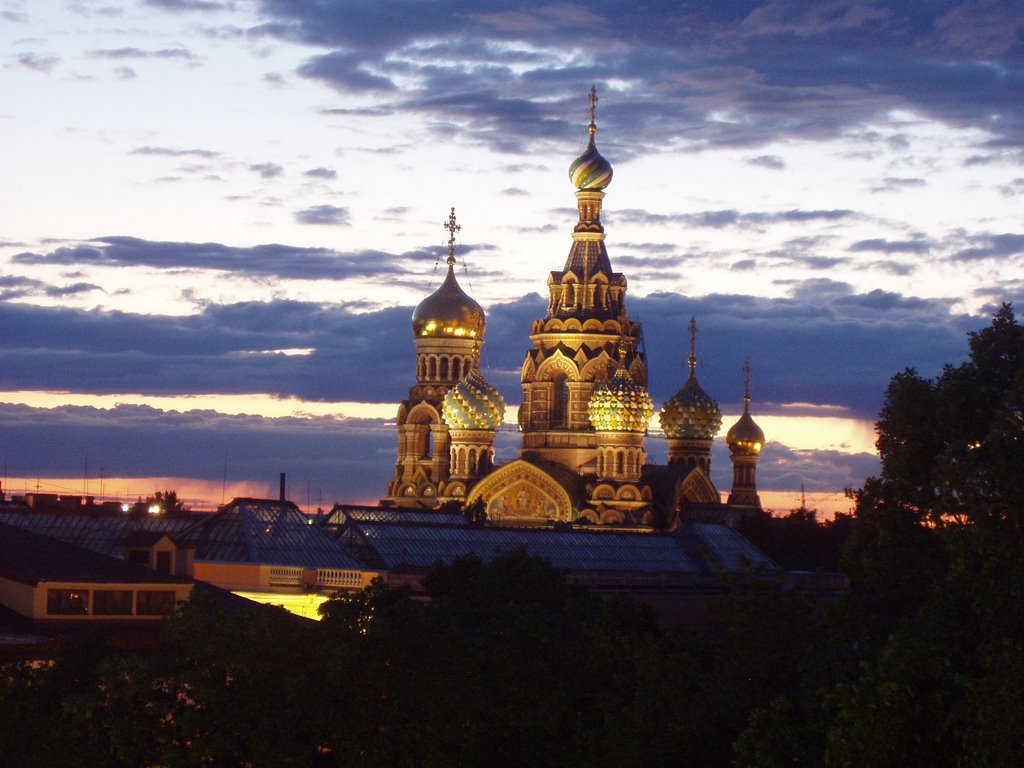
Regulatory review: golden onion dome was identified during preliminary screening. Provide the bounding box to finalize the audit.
[660,373,722,440]
[588,367,654,433]
[727,408,765,456]
[411,264,485,339]
[442,368,506,431]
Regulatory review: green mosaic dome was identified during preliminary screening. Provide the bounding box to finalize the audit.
[588,368,654,433]
[442,368,506,431]
[659,374,723,440]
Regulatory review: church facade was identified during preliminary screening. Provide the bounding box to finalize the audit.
[385,91,765,529]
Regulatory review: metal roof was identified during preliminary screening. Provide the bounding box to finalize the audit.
[338,521,743,574]
[324,505,469,527]
[0,512,196,558]
[191,498,364,570]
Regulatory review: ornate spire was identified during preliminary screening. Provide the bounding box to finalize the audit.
[588,84,598,142]
[688,317,698,376]
[443,207,460,267]
[743,358,752,412]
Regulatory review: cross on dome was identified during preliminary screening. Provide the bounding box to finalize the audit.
[444,207,461,267]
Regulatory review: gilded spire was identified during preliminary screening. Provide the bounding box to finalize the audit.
[688,317,698,376]
[588,84,598,143]
[743,357,752,412]
[443,207,460,267]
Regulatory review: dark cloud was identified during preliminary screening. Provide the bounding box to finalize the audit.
[951,233,1024,261]
[10,236,409,280]
[17,52,59,73]
[0,403,395,507]
[113,66,137,79]
[250,162,284,178]
[294,204,350,225]
[999,178,1024,196]
[130,146,219,159]
[243,1,1024,155]
[500,187,528,196]
[849,238,931,254]
[304,166,336,179]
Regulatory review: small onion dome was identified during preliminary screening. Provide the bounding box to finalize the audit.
[659,374,723,440]
[727,409,765,455]
[569,139,613,191]
[442,368,506,431]
[411,265,485,339]
[588,368,654,432]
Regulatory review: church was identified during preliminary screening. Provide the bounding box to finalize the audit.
[384,89,766,529]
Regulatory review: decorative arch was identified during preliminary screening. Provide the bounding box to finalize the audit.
[676,466,720,505]
[406,402,442,425]
[536,350,579,382]
[592,483,615,500]
[599,508,624,525]
[465,459,574,523]
[562,318,583,333]
[582,319,603,332]
[579,351,616,382]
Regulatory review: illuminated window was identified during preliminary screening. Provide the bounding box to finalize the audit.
[552,376,569,427]
[94,590,133,616]
[47,589,89,615]
[136,590,176,616]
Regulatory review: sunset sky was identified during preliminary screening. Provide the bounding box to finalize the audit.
[2,0,1022,514]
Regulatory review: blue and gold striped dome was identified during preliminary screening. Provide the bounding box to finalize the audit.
[588,368,654,433]
[660,374,723,440]
[442,368,506,431]
[569,138,613,191]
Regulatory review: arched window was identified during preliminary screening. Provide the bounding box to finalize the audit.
[440,357,449,380]
[616,451,625,475]
[452,357,461,380]
[552,375,569,428]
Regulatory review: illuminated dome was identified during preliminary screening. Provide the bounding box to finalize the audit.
[588,368,654,433]
[569,138,613,191]
[443,368,506,431]
[411,264,485,339]
[727,410,765,455]
[660,373,723,440]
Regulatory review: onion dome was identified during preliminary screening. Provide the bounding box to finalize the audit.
[589,367,654,433]
[660,373,723,440]
[411,264,485,338]
[412,208,485,339]
[727,410,765,456]
[568,85,613,191]
[727,360,765,455]
[443,368,506,431]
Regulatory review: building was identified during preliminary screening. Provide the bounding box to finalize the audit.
[385,88,766,527]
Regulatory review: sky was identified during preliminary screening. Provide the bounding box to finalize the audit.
[1,0,1022,514]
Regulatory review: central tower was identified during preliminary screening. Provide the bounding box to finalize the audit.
[518,87,648,475]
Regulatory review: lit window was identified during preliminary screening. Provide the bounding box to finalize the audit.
[47,589,89,615]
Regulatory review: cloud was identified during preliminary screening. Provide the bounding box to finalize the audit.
[244,1,1024,155]
[612,208,855,229]
[88,47,198,62]
[250,162,284,178]
[746,154,786,169]
[130,146,219,159]
[16,52,59,73]
[869,176,928,193]
[10,236,413,281]
[145,0,227,11]
[294,205,351,225]
[849,238,931,254]
[951,233,1024,261]
[304,166,337,179]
